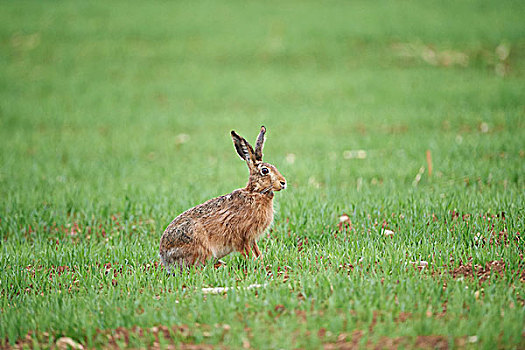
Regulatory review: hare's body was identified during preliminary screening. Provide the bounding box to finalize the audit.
[160,127,286,271]
[160,189,274,269]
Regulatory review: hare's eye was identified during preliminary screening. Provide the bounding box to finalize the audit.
[261,167,269,175]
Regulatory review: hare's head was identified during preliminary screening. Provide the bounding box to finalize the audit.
[231,126,286,195]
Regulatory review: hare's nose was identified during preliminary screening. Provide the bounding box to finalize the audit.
[280,181,287,189]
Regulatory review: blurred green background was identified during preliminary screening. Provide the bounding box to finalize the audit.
[1,0,523,208]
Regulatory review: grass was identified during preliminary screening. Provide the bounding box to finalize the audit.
[1,0,524,348]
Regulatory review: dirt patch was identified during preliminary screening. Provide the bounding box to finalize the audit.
[324,330,363,350]
[372,336,412,350]
[448,259,506,284]
[1,325,218,350]
[323,332,451,350]
[395,312,412,323]
[325,333,475,350]
[415,335,449,349]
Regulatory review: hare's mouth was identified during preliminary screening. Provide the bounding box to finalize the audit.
[274,181,286,191]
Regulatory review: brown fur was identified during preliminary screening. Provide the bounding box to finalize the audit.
[159,126,286,271]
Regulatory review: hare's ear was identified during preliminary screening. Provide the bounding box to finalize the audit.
[231,130,256,165]
[254,126,266,161]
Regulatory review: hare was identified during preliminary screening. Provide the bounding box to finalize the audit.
[159,126,286,272]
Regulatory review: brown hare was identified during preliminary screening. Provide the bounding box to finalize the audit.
[159,126,286,272]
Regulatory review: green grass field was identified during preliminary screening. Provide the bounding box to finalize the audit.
[1,0,524,348]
